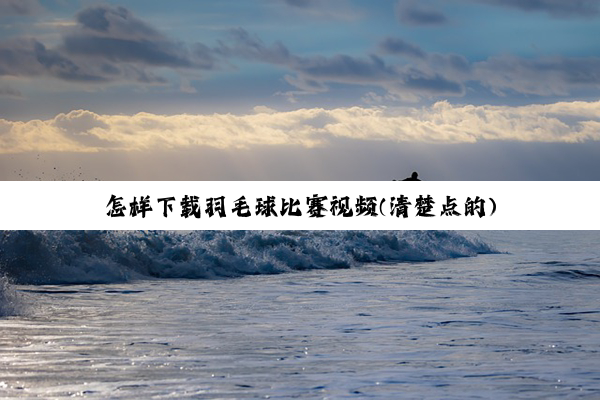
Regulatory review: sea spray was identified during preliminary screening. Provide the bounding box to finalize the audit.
[0,231,495,285]
[0,274,25,317]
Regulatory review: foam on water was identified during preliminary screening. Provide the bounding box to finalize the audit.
[0,230,494,285]
[2,231,599,398]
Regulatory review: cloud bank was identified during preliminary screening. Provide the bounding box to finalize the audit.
[0,5,220,86]
[1,100,599,154]
[1,3,599,101]
[223,30,600,101]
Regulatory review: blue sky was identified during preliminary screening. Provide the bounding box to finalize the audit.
[0,0,599,180]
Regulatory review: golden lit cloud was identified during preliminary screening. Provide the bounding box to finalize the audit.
[1,100,599,154]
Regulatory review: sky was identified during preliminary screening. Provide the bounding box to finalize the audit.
[0,0,599,180]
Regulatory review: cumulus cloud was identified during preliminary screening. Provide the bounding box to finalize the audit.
[1,100,599,154]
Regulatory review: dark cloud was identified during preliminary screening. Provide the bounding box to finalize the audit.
[63,5,218,70]
[0,5,222,91]
[379,37,427,59]
[474,55,600,95]
[402,72,464,95]
[223,29,464,99]
[220,28,293,65]
[0,37,172,85]
[0,0,42,16]
[62,36,194,68]
[473,0,600,17]
[75,5,161,37]
[379,37,470,79]
[377,35,600,98]
[281,0,596,22]
[295,54,398,83]
[0,38,108,82]
[396,1,447,26]
[3,3,597,102]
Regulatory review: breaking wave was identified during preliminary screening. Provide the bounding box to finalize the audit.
[0,275,26,317]
[0,231,495,286]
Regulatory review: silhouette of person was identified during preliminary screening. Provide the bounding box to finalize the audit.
[402,171,421,181]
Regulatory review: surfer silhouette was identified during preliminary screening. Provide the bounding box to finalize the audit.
[402,171,421,181]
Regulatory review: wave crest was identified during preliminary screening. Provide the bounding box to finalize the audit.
[0,231,495,285]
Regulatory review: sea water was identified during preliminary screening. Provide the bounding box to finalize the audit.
[0,231,599,398]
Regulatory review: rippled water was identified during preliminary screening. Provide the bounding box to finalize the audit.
[1,231,599,398]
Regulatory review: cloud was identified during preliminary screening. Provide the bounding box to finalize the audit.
[474,55,600,96]
[379,37,427,59]
[221,28,293,65]
[52,109,114,147]
[0,37,172,84]
[472,0,600,17]
[383,0,599,19]
[396,1,447,26]
[278,0,363,20]
[0,0,42,16]
[75,5,159,36]
[62,5,218,70]
[0,5,220,89]
[2,3,598,102]
[223,29,464,100]
[189,29,600,101]
[0,38,109,82]
[377,36,600,98]
[1,100,599,153]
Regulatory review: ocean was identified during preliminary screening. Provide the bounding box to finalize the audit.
[0,231,599,398]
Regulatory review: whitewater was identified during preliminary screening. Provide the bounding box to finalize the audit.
[0,230,599,398]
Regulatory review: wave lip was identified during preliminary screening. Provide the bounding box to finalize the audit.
[0,231,496,285]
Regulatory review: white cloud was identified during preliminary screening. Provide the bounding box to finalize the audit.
[1,100,599,154]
